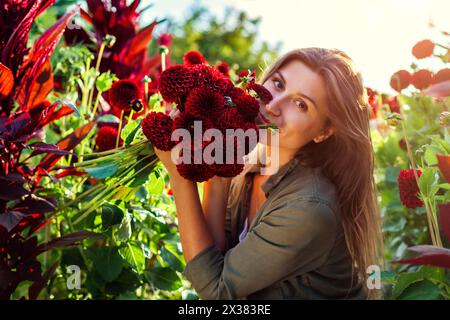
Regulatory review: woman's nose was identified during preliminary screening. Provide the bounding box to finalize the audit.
[265,94,283,117]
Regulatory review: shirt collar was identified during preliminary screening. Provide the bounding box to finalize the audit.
[242,154,304,197]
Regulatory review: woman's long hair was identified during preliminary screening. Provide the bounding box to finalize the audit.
[258,48,384,299]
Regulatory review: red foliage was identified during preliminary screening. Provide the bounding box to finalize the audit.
[390,70,411,92]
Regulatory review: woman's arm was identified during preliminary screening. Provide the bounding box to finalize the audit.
[201,176,232,253]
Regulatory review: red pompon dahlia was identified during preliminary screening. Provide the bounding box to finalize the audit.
[412,39,435,59]
[218,107,247,131]
[142,112,174,151]
[242,121,259,154]
[172,112,214,150]
[215,162,244,177]
[398,169,424,209]
[176,162,215,182]
[157,33,173,47]
[96,126,121,151]
[159,65,195,103]
[216,61,230,77]
[185,86,226,119]
[191,64,233,95]
[248,82,273,104]
[109,80,141,111]
[183,50,206,66]
[432,68,450,84]
[234,93,260,121]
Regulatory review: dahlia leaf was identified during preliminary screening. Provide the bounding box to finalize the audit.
[119,241,146,273]
[101,203,124,229]
[16,61,54,110]
[97,114,120,123]
[84,162,118,179]
[438,203,450,242]
[121,120,141,146]
[0,63,14,100]
[28,261,59,300]
[0,211,26,232]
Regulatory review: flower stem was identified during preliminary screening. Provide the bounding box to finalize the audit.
[116,110,125,149]
[87,42,106,115]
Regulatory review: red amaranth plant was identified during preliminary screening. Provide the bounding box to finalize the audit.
[0,5,96,299]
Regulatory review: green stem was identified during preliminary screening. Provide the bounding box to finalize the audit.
[116,110,124,149]
[87,42,106,115]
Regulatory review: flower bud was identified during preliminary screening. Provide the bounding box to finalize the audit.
[439,111,450,127]
[158,45,169,55]
[103,34,116,48]
[129,98,144,112]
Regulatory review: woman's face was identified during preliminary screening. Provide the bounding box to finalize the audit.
[257,60,334,154]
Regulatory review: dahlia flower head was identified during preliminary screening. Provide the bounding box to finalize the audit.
[142,50,273,182]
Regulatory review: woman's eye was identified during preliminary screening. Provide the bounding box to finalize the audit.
[273,79,283,89]
[295,99,308,111]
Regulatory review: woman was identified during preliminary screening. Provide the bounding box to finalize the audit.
[154,48,384,300]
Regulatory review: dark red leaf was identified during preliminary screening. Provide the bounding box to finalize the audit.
[12,196,57,215]
[54,168,87,179]
[28,261,59,300]
[438,203,450,242]
[0,180,28,200]
[28,142,72,157]
[392,245,450,269]
[16,61,54,110]
[17,6,80,110]
[0,211,26,232]
[437,154,450,183]
[36,231,98,254]
[0,63,14,100]
[37,121,95,174]
[119,21,157,66]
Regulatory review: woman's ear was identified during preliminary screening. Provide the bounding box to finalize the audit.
[313,126,335,143]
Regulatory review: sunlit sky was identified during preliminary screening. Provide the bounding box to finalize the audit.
[141,0,450,94]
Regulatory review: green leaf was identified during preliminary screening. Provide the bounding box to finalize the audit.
[392,271,424,298]
[116,212,132,241]
[121,120,141,146]
[148,173,164,194]
[101,203,124,229]
[385,167,401,184]
[85,162,118,179]
[96,71,117,92]
[119,241,146,273]
[418,167,438,198]
[88,247,123,282]
[398,280,442,300]
[380,271,398,284]
[128,161,155,188]
[424,147,438,166]
[160,242,185,272]
[96,114,120,123]
[144,267,182,291]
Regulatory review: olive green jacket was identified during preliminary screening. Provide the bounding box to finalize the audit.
[182,156,368,300]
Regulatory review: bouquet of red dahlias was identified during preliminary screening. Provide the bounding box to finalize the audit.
[71,50,271,221]
[141,50,273,182]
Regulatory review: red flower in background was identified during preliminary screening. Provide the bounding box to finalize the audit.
[411,69,433,90]
[390,70,411,92]
[109,80,141,112]
[387,96,400,113]
[238,70,256,83]
[412,39,435,59]
[183,50,206,66]
[157,33,173,47]
[366,88,379,119]
[432,68,450,84]
[141,112,174,151]
[215,61,230,77]
[176,161,216,182]
[398,169,424,209]
[95,126,121,151]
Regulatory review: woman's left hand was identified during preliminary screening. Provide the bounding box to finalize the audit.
[153,109,182,180]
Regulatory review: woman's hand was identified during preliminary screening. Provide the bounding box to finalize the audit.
[153,109,182,181]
